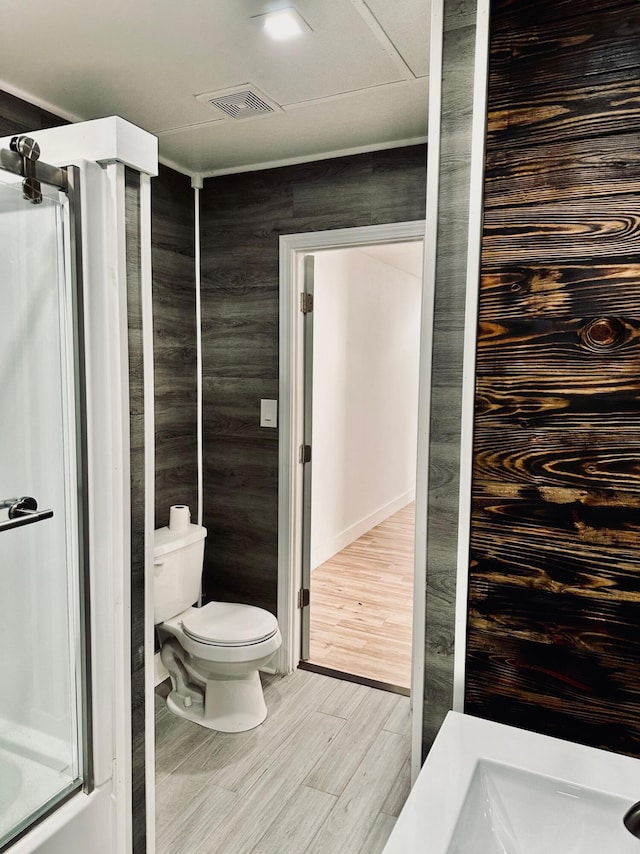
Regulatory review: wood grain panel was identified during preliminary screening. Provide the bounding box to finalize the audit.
[484,134,640,208]
[466,634,640,756]
[477,310,640,350]
[0,89,67,137]
[202,376,278,438]
[471,500,640,582]
[486,3,640,149]
[468,0,640,757]
[201,311,279,380]
[292,159,375,228]
[152,164,197,529]
[202,437,278,613]
[420,7,476,758]
[125,168,146,853]
[200,147,426,614]
[491,0,638,31]
[472,428,640,495]
[487,75,640,149]
[478,264,640,320]
[483,196,640,265]
[476,375,640,423]
[489,8,640,91]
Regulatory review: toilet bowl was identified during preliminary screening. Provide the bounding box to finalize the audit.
[154,523,282,732]
[158,602,281,731]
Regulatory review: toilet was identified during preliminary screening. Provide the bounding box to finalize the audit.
[154,523,281,732]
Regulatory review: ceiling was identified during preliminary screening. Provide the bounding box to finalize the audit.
[0,0,430,177]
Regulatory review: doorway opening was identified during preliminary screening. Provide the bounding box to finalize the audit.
[277,221,427,704]
[304,242,422,693]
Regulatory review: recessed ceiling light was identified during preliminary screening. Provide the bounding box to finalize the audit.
[252,8,312,41]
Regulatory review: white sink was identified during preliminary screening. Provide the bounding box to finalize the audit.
[448,759,635,854]
[383,712,640,854]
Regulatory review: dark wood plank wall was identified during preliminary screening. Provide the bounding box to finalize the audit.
[200,147,426,615]
[0,89,67,137]
[467,0,640,756]
[125,168,147,853]
[151,164,198,529]
[422,0,478,755]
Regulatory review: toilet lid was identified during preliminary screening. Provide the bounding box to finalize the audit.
[181,602,278,647]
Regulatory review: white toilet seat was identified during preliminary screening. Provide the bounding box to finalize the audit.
[180,601,278,647]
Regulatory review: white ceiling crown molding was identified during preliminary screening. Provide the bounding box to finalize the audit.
[0,77,85,125]
[198,135,427,179]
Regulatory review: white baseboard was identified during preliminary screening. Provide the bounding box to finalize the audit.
[154,651,168,686]
[311,489,415,571]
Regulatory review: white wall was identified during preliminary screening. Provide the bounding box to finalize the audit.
[310,246,422,569]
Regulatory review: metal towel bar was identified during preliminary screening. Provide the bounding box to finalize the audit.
[0,496,54,533]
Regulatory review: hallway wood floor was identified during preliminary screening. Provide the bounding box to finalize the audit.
[309,502,414,689]
[155,669,411,854]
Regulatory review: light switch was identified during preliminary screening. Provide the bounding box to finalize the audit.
[260,398,278,428]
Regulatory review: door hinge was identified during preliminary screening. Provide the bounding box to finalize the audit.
[299,444,311,464]
[298,588,310,609]
[300,292,314,314]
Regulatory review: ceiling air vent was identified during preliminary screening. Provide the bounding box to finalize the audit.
[196,85,283,121]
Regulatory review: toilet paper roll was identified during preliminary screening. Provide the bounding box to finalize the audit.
[168,504,191,532]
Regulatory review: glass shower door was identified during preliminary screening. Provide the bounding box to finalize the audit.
[0,174,87,849]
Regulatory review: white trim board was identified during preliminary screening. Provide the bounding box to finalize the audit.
[197,137,428,179]
[194,187,204,528]
[277,219,427,776]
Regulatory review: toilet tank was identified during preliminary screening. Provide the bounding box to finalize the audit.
[153,524,207,623]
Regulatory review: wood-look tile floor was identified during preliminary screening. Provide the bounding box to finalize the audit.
[309,503,415,689]
[155,669,411,854]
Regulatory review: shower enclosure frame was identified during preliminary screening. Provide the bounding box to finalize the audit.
[1,117,158,854]
[0,149,93,851]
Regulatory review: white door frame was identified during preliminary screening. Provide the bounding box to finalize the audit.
[277,219,428,766]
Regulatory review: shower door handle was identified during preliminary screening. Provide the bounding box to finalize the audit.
[0,496,54,533]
